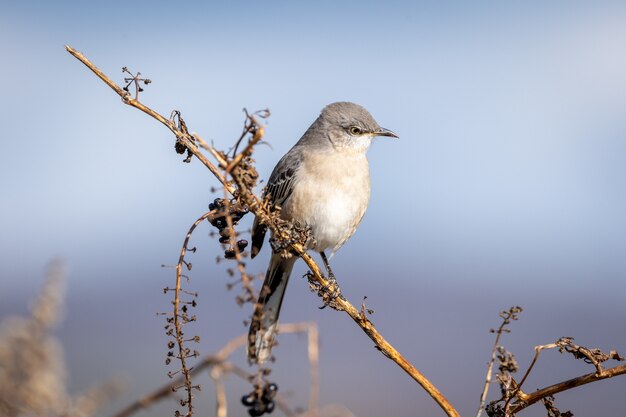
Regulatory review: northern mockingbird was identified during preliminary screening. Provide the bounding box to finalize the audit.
[248,102,397,363]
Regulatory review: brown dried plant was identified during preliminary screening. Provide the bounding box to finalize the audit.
[480,307,626,417]
[113,322,323,417]
[65,45,626,417]
[65,45,458,417]
[0,261,122,417]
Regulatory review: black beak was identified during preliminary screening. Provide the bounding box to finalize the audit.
[375,127,399,138]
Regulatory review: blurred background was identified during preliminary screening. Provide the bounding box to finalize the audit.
[1,1,625,416]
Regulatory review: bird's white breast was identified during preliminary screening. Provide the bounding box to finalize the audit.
[281,149,371,254]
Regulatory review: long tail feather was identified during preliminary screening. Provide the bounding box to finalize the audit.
[247,253,296,363]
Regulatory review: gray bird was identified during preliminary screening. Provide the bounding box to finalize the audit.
[248,102,397,363]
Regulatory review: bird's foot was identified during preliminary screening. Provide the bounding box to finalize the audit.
[303,271,345,311]
[318,274,345,310]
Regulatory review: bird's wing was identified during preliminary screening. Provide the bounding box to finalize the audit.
[265,152,302,206]
[251,149,303,258]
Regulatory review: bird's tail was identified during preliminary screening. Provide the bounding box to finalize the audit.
[247,252,296,363]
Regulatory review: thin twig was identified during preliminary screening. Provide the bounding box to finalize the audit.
[226,114,265,173]
[503,342,556,412]
[510,363,626,413]
[190,132,213,152]
[308,323,320,417]
[112,324,312,417]
[65,45,231,193]
[477,307,522,417]
[476,325,507,417]
[68,45,458,417]
[210,367,227,417]
[172,210,216,415]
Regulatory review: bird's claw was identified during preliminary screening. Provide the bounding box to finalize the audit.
[303,271,345,311]
[318,275,344,309]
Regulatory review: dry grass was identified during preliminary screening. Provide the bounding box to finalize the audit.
[0,261,122,417]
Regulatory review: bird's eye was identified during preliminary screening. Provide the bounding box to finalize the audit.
[349,126,362,135]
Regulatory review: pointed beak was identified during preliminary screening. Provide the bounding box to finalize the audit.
[375,127,399,138]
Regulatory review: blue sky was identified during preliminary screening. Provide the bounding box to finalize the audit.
[1,1,626,416]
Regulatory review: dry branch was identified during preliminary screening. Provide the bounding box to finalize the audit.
[66,45,626,417]
[510,356,626,414]
[65,44,453,417]
[112,323,317,417]
[171,211,215,414]
[476,307,522,417]
[485,333,626,416]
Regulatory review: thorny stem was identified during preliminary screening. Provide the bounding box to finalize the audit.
[67,44,458,417]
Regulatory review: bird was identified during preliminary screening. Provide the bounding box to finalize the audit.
[247,102,397,363]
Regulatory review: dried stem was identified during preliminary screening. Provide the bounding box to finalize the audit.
[476,322,508,417]
[477,307,522,417]
[511,363,626,414]
[209,367,227,417]
[172,211,215,415]
[503,342,555,412]
[307,323,320,417]
[112,323,314,417]
[68,44,458,417]
[65,45,231,192]
[66,45,626,417]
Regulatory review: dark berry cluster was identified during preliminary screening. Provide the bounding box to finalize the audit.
[208,198,249,258]
[241,383,278,416]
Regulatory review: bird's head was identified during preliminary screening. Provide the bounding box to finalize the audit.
[318,101,398,152]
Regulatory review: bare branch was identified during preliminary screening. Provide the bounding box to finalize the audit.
[209,367,227,417]
[511,363,626,414]
[476,307,522,417]
[67,45,458,417]
[112,323,315,417]
[307,323,320,417]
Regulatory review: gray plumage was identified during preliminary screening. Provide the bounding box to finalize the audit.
[248,102,397,363]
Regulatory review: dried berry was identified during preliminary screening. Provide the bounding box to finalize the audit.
[241,393,256,407]
[262,383,278,402]
[248,402,266,417]
[175,141,187,154]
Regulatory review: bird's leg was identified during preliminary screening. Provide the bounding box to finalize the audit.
[320,251,335,281]
[318,251,343,308]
